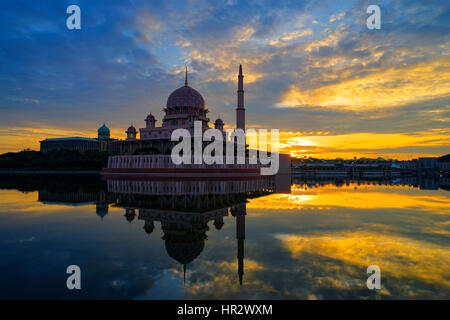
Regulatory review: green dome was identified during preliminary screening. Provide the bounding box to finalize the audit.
[98,124,110,135]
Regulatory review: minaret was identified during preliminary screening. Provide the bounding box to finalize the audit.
[236,64,245,130]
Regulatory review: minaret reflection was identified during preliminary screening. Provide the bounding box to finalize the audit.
[231,203,246,285]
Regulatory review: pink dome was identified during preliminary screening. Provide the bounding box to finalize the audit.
[146,114,155,121]
[167,86,205,109]
[127,125,136,132]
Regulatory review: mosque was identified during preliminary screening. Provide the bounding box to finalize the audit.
[114,64,245,155]
[40,65,246,156]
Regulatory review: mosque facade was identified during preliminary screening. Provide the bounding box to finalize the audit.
[116,65,245,156]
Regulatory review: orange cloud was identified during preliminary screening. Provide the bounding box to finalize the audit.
[276,55,450,110]
[276,130,450,159]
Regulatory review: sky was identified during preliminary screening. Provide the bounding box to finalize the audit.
[0,0,449,159]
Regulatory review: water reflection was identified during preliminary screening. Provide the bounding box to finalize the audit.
[0,174,449,299]
[29,175,283,288]
[105,177,280,286]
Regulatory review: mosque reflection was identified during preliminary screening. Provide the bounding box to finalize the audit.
[36,175,289,285]
[108,177,283,285]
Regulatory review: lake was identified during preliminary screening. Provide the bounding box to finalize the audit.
[0,174,449,299]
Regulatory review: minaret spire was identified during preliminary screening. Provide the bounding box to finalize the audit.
[185,66,188,86]
[236,64,245,130]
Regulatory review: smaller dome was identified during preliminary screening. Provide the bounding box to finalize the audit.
[214,118,223,124]
[214,219,224,230]
[144,220,155,235]
[144,225,154,235]
[146,114,155,121]
[98,124,110,135]
[127,125,136,133]
[124,209,135,223]
[96,203,108,219]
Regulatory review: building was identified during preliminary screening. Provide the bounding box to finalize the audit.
[40,124,119,153]
[418,157,438,170]
[115,65,244,155]
[40,137,100,153]
[102,65,293,176]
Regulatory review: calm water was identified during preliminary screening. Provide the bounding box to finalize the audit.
[0,175,449,299]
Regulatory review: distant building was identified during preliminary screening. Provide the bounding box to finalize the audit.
[40,124,119,153]
[418,157,438,170]
[440,162,450,172]
[40,137,100,153]
[399,160,418,171]
[418,157,450,174]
